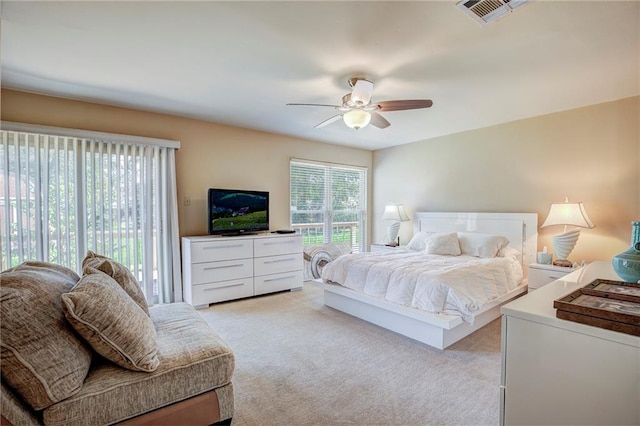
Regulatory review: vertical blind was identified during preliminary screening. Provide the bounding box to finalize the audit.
[0,123,181,304]
[290,159,367,252]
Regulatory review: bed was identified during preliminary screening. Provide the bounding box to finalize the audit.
[320,212,538,349]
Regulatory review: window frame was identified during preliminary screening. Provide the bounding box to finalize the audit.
[289,158,367,252]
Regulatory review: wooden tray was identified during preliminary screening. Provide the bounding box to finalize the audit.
[554,279,640,337]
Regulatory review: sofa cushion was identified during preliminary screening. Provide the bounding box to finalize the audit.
[82,251,149,315]
[43,303,235,426]
[1,380,43,425]
[62,268,159,372]
[0,262,92,410]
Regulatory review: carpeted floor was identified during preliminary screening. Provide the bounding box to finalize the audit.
[199,282,502,426]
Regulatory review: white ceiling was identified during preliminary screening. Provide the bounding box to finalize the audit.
[1,1,639,150]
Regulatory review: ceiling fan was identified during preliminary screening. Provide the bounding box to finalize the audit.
[286,77,433,130]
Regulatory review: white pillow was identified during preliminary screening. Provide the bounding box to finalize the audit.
[457,232,509,258]
[424,232,461,256]
[497,246,521,260]
[406,231,431,251]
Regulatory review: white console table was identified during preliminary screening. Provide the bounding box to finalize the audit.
[182,233,303,308]
[500,261,640,426]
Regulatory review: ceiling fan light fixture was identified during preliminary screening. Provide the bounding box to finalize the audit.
[343,110,371,130]
[287,78,432,130]
[350,79,374,106]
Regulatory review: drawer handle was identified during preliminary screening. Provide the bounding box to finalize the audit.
[203,282,244,291]
[203,244,245,250]
[264,258,296,264]
[548,274,562,279]
[203,263,244,270]
[264,275,295,283]
[263,240,296,246]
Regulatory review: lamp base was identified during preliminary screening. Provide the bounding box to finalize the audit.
[553,259,573,267]
[387,221,401,245]
[552,228,581,263]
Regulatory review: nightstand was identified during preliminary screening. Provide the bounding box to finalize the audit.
[527,263,581,291]
[370,244,406,253]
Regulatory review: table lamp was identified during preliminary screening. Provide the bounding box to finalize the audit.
[383,204,410,246]
[541,198,594,266]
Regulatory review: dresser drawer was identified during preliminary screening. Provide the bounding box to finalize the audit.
[190,239,253,263]
[254,270,303,295]
[254,253,303,276]
[254,235,302,257]
[191,259,253,284]
[192,278,254,306]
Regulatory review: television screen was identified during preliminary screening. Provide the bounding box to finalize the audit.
[208,188,269,235]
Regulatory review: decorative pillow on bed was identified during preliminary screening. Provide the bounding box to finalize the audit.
[406,231,431,251]
[424,232,461,256]
[457,232,510,258]
[498,246,522,260]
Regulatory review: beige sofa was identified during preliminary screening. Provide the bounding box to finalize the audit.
[0,258,234,425]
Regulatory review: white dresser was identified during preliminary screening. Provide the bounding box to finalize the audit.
[182,233,303,308]
[500,261,640,426]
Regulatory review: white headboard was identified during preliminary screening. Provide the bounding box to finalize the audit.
[413,212,538,269]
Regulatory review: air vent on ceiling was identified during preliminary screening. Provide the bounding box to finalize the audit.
[456,0,531,25]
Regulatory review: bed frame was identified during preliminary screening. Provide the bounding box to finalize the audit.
[322,212,538,350]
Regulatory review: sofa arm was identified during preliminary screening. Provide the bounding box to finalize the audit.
[1,381,42,426]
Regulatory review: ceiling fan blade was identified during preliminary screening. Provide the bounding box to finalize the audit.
[375,99,433,112]
[314,114,343,128]
[351,79,374,106]
[369,112,390,129]
[287,103,342,109]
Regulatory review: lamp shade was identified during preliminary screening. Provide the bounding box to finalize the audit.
[541,201,595,229]
[343,110,371,130]
[382,204,410,222]
[398,205,410,222]
[541,199,594,263]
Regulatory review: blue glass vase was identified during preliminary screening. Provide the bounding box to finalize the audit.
[612,221,640,283]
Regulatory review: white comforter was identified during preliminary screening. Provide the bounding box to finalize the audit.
[321,250,523,323]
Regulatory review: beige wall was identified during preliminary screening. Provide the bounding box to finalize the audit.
[3,89,638,263]
[373,96,640,263]
[0,89,373,239]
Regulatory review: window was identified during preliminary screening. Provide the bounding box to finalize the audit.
[290,159,367,252]
[0,122,181,304]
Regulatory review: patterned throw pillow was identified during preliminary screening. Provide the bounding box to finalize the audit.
[0,262,93,410]
[303,242,352,280]
[62,268,159,372]
[82,251,149,315]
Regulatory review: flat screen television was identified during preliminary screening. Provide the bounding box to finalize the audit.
[208,188,269,236]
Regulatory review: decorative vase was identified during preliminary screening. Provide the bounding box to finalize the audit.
[612,221,640,283]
